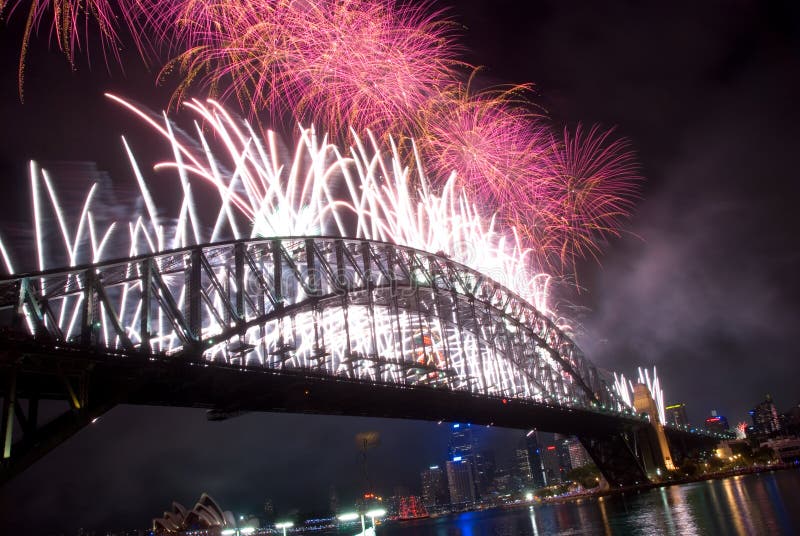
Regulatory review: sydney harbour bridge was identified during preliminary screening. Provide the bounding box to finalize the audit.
[0,236,720,487]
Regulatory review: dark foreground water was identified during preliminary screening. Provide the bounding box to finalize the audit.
[364,469,800,536]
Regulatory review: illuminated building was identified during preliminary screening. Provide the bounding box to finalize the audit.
[448,423,475,459]
[541,441,562,485]
[555,435,573,478]
[420,465,448,507]
[474,450,496,497]
[751,395,782,437]
[448,423,481,498]
[524,431,547,489]
[152,493,236,534]
[445,458,476,505]
[665,403,689,426]
[492,468,513,495]
[704,410,730,434]
[515,444,534,489]
[565,437,592,469]
[784,404,800,436]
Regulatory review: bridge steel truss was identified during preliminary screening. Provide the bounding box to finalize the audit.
[0,237,619,408]
[0,237,678,485]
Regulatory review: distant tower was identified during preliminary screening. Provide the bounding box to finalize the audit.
[633,383,676,472]
[328,486,339,515]
[263,498,275,521]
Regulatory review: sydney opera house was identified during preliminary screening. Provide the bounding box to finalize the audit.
[152,493,237,534]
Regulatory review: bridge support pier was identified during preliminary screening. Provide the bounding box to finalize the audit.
[0,345,121,485]
[579,429,650,487]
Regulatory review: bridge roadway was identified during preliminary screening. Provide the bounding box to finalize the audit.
[0,237,720,486]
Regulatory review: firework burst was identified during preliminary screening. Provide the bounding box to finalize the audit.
[418,79,548,205]
[530,124,641,269]
[158,0,460,133]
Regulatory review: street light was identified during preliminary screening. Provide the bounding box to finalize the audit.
[275,521,294,536]
[339,511,368,535]
[366,508,386,532]
[221,528,257,536]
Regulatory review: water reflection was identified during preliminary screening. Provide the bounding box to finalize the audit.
[356,470,800,536]
[667,484,698,535]
[528,507,539,536]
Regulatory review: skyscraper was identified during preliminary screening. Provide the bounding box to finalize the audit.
[564,437,592,469]
[524,431,546,489]
[420,465,448,508]
[665,403,689,426]
[751,395,782,437]
[538,431,562,485]
[555,435,573,479]
[448,423,475,459]
[474,450,496,497]
[448,423,481,499]
[446,458,476,505]
[515,444,534,490]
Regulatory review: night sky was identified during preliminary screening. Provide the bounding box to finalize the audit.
[1,1,799,533]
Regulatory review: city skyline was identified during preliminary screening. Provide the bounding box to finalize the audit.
[1,1,799,534]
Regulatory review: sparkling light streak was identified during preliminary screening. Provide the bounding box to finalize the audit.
[1,97,630,410]
[612,366,667,424]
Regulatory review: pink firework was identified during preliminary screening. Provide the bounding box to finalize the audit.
[419,80,549,206]
[533,125,641,268]
[286,0,460,133]
[157,0,297,114]
[159,0,460,134]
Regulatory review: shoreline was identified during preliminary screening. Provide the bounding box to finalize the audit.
[531,462,800,507]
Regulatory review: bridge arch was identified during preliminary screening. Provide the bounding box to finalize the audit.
[1,237,619,411]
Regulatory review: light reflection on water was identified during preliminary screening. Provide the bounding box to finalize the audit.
[338,469,800,536]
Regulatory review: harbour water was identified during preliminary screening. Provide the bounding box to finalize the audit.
[361,469,800,535]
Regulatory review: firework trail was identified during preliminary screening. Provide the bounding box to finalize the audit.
[101,95,560,317]
[0,0,143,98]
[736,422,748,438]
[612,366,667,423]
